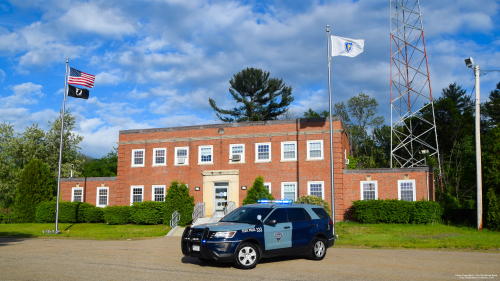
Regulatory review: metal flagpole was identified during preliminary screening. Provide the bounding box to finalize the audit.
[55,57,69,233]
[326,25,335,235]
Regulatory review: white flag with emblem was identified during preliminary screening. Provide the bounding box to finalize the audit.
[331,35,364,57]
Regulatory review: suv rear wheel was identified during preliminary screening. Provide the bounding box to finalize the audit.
[308,237,327,260]
[234,242,259,269]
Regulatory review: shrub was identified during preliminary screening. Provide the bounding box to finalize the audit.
[36,201,103,223]
[352,199,442,224]
[164,180,195,226]
[84,207,104,223]
[487,188,500,231]
[103,206,131,225]
[242,176,274,205]
[15,159,56,222]
[296,195,332,215]
[130,201,165,225]
[0,207,15,224]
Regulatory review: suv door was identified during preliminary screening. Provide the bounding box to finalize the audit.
[263,208,292,250]
[287,208,317,248]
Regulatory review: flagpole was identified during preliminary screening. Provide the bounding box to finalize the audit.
[55,57,69,233]
[327,25,335,236]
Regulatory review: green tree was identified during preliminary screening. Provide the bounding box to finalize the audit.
[484,82,500,127]
[0,123,20,207]
[164,180,195,226]
[82,148,118,177]
[14,159,56,222]
[209,67,294,122]
[243,176,274,205]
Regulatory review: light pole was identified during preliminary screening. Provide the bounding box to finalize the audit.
[465,57,483,231]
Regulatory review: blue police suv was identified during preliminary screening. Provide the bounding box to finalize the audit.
[181,200,335,269]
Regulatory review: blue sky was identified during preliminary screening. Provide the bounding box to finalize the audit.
[0,0,499,158]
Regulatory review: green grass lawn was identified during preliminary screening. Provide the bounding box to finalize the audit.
[335,221,500,251]
[0,223,171,240]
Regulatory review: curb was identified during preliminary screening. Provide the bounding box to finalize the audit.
[166,226,179,237]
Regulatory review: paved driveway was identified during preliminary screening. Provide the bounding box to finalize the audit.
[0,236,498,280]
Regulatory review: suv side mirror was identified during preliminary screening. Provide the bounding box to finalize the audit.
[265,219,277,225]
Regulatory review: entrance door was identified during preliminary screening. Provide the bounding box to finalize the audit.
[214,182,229,216]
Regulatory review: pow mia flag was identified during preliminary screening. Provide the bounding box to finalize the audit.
[68,84,89,99]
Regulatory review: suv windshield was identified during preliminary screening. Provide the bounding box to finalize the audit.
[220,207,272,224]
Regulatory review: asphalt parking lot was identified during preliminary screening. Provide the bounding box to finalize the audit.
[0,236,498,280]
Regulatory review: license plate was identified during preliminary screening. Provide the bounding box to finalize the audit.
[192,245,200,251]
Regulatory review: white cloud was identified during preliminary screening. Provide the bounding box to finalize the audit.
[1,82,43,108]
[95,71,121,85]
[0,69,5,82]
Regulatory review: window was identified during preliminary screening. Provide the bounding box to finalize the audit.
[312,208,330,219]
[361,181,378,200]
[307,140,324,160]
[287,208,311,222]
[281,141,297,161]
[152,148,166,166]
[265,208,289,224]
[229,144,245,163]
[264,182,271,193]
[131,149,145,167]
[152,185,165,202]
[398,180,416,202]
[130,186,144,205]
[308,181,325,200]
[71,188,83,202]
[281,182,297,201]
[198,145,213,164]
[175,147,189,165]
[255,142,271,162]
[96,187,108,207]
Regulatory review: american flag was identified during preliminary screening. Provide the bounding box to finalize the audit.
[68,67,95,88]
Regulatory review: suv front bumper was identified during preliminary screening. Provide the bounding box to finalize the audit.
[181,227,238,261]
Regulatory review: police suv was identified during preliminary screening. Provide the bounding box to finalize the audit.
[181,200,335,269]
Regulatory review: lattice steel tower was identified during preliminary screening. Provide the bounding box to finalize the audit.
[390,0,441,173]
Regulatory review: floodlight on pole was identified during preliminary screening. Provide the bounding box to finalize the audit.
[464,56,483,231]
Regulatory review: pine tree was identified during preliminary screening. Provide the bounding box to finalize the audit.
[164,180,195,226]
[209,67,294,122]
[14,159,56,222]
[242,176,274,205]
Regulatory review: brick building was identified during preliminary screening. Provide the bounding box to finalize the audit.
[60,118,434,221]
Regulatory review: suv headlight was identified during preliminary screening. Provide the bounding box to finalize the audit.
[213,231,236,239]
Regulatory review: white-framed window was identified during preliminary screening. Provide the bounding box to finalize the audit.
[174,147,189,165]
[130,185,144,205]
[71,188,83,202]
[229,144,245,163]
[198,145,213,164]
[96,187,109,207]
[360,181,378,201]
[281,141,297,161]
[281,182,297,201]
[131,149,145,167]
[264,182,271,193]
[308,181,325,200]
[307,140,324,160]
[152,185,166,202]
[398,180,416,202]
[255,142,271,162]
[152,148,166,166]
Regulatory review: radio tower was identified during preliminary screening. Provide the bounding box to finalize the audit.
[390,0,441,174]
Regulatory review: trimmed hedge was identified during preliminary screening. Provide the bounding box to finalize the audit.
[35,201,104,223]
[130,201,165,225]
[352,199,442,224]
[103,206,131,225]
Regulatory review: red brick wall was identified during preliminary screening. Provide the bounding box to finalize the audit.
[60,178,117,206]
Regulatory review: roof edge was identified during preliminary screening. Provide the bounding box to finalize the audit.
[343,167,431,174]
[60,177,117,182]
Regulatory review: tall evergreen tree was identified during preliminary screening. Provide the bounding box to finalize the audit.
[484,82,500,126]
[14,159,56,222]
[243,176,274,204]
[163,180,194,226]
[209,67,294,122]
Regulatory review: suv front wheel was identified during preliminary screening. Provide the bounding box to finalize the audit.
[234,242,260,269]
[308,237,327,260]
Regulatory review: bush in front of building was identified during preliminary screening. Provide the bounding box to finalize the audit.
[352,199,442,224]
[163,180,195,226]
[296,195,332,215]
[0,207,15,224]
[130,201,165,225]
[15,159,56,223]
[35,201,102,223]
[84,206,105,223]
[103,206,131,225]
[243,176,274,205]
